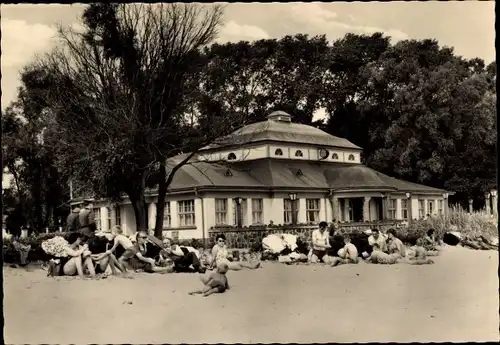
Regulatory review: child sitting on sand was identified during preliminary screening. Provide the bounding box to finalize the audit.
[106,226,136,271]
[189,262,230,297]
[331,235,359,266]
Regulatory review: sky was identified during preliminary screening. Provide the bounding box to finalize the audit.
[1,2,495,115]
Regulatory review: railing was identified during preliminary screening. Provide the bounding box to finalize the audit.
[208,220,404,249]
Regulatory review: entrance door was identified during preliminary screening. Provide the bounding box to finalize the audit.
[351,198,364,222]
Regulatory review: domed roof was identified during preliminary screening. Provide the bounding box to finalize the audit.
[203,111,361,150]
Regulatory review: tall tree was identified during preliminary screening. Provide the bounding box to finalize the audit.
[21,4,248,236]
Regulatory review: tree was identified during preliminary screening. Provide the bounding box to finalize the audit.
[21,3,249,236]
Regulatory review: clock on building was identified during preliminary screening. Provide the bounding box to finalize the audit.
[318,148,329,160]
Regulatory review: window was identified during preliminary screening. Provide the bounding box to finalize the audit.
[348,154,355,161]
[94,208,101,231]
[418,200,425,219]
[163,202,171,228]
[107,207,112,230]
[178,200,195,226]
[306,199,320,224]
[332,153,339,160]
[428,200,434,215]
[215,199,228,225]
[388,199,397,219]
[251,199,263,224]
[227,152,236,161]
[275,148,283,156]
[283,199,297,224]
[232,199,247,226]
[438,200,444,215]
[115,205,121,226]
[295,150,303,157]
[347,199,353,222]
[401,199,408,220]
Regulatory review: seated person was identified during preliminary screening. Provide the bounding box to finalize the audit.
[160,238,205,273]
[211,234,260,270]
[106,226,136,271]
[387,228,406,258]
[366,243,434,265]
[368,229,388,252]
[86,233,122,275]
[309,221,331,263]
[331,235,359,266]
[61,233,96,278]
[189,262,230,297]
[420,228,440,251]
[121,231,174,274]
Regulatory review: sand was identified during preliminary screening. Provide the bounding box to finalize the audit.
[4,246,499,344]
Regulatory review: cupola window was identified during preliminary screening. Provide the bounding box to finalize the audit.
[295,150,303,157]
[227,152,237,160]
[332,153,339,160]
[348,154,355,161]
[275,148,283,156]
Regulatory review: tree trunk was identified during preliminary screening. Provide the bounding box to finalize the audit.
[154,163,168,238]
[154,152,197,238]
[129,171,148,233]
[131,193,147,233]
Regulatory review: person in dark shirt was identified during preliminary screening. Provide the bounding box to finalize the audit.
[66,207,81,232]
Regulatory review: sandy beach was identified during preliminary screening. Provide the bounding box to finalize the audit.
[4,245,498,344]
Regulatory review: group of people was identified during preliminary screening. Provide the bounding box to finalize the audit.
[308,221,438,266]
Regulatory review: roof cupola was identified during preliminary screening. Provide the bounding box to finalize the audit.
[267,110,292,123]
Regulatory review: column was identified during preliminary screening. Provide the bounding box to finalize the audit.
[444,197,449,218]
[227,198,234,226]
[423,200,428,218]
[408,197,413,223]
[492,193,498,217]
[147,202,157,231]
[484,192,491,215]
[110,205,117,229]
[170,201,178,228]
[100,206,109,232]
[395,199,402,220]
[363,196,371,221]
[246,198,252,226]
[468,198,473,213]
[343,199,350,222]
[434,198,439,216]
[298,198,306,224]
[320,198,327,221]
[381,197,388,220]
[331,197,339,221]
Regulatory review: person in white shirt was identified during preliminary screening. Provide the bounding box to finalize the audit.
[310,221,331,263]
[387,228,406,258]
[368,228,388,252]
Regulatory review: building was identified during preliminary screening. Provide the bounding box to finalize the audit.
[76,110,452,239]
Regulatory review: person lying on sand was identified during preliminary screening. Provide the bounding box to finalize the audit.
[159,238,205,273]
[120,231,174,274]
[365,243,434,265]
[211,234,260,270]
[189,262,230,297]
[330,235,359,266]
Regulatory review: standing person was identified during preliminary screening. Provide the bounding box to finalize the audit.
[79,200,96,237]
[310,221,331,263]
[66,207,81,232]
[368,228,388,252]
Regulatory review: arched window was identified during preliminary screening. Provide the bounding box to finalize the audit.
[348,154,355,161]
[275,148,283,156]
[332,153,339,160]
[227,152,236,160]
[295,150,303,157]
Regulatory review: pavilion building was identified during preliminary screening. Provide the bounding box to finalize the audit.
[75,111,452,239]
